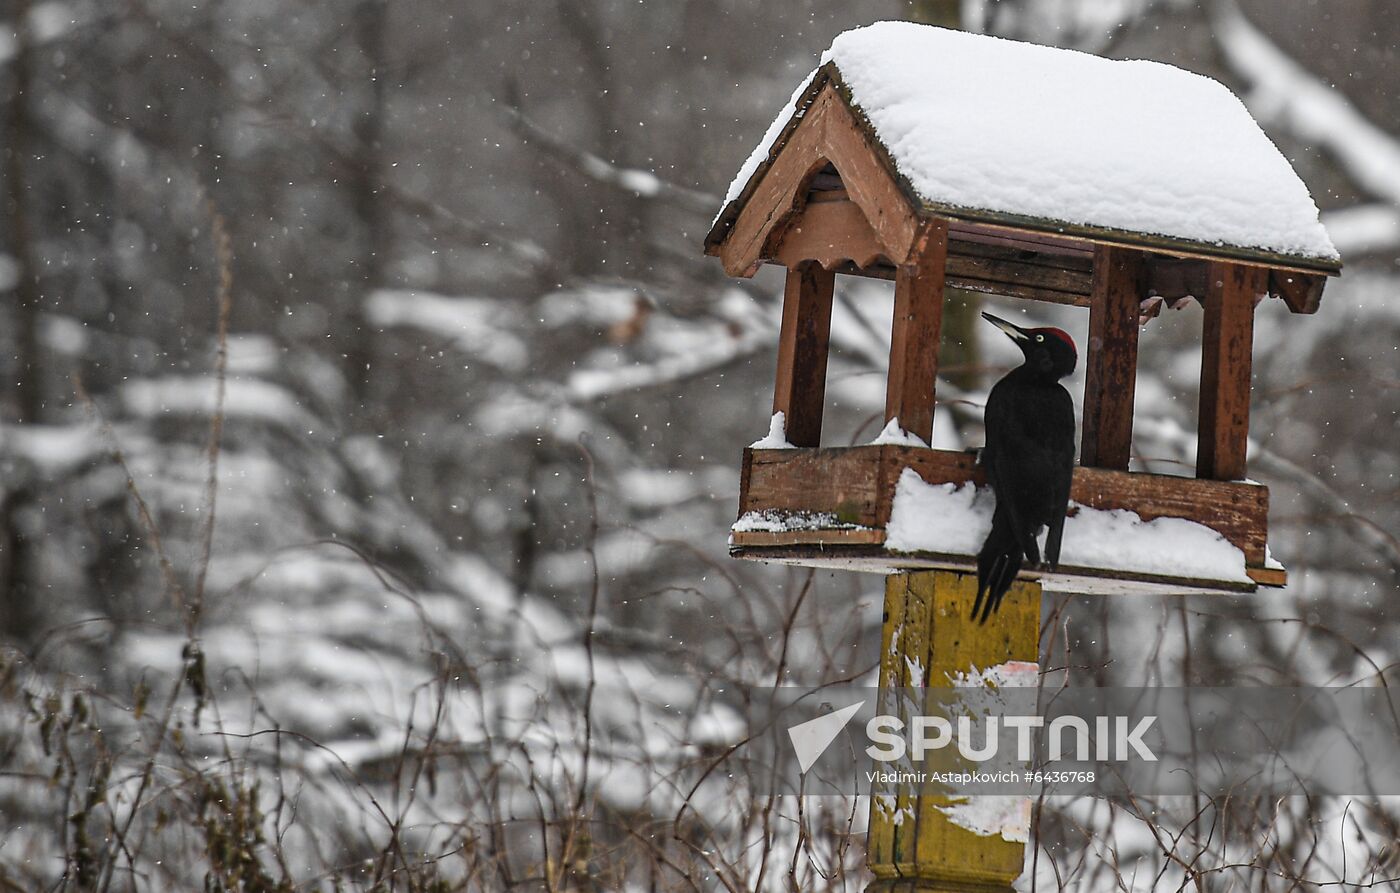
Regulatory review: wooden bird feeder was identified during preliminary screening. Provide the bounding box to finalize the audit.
[706,25,1340,889]
[706,25,1340,598]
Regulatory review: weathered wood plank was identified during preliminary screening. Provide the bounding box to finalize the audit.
[740,445,1271,566]
[1146,256,1205,297]
[886,220,949,444]
[900,572,1036,887]
[916,201,1342,278]
[947,220,1094,260]
[1246,566,1287,587]
[773,264,835,447]
[946,243,1093,299]
[773,197,888,270]
[769,204,1093,304]
[1269,269,1326,314]
[1081,245,1146,470]
[1197,262,1267,481]
[727,538,1276,593]
[946,274,1088,307]
[815,84,924,264]
[847,264,1092,304]
[741,446,889,526]
[729,528,886,547]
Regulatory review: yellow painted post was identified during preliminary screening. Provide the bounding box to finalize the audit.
[867,570,1040,893]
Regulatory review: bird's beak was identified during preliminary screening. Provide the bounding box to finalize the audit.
[981,312,1030,342]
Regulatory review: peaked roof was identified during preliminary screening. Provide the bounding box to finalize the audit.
[706,22,1341,274]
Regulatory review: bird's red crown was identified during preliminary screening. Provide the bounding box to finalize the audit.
[1034,327,1076,355]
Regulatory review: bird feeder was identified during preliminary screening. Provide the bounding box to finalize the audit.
[704,22,1339,893]
[706,23,1339,597]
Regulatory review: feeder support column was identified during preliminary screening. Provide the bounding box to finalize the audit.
[885,220,949,444]
[867,570,1039,893]
[1081,245,1145,470]
[773,262,836,447]
[1197,262,1267,481]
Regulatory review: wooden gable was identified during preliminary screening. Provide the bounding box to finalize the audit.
[713,75,922,278]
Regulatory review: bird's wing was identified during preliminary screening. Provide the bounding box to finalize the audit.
[983,382,1044,565]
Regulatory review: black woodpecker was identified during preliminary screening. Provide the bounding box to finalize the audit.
[973,312,1078,623]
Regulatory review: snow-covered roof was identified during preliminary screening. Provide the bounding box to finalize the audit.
[712,22,1339,268]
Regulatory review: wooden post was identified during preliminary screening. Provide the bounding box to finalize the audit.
[886,221,949,444]
[868,570,1039,893]
[1197,262,1267,481]
[1080,245,1145,470]
[773,262,836,447]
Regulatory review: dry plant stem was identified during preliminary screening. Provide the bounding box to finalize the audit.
[80,188,238,891]
[72,377,189,620]
[191,196,235,623]
[549,436,604,893]
[754,570,814,893]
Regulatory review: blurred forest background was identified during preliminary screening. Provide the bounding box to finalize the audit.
[1,0,1398,889]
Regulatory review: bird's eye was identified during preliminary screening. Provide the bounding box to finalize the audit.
[1035,334,1044,342]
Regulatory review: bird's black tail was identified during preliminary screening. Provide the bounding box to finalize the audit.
[974,511,1023,623]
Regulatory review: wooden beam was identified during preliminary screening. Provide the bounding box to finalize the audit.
[773,196,888,271]
[867,571,1037,889]
[819,86,923,265]
[885,220,949,443]
[727,538,1275,593]
[915,202,1342,278]
[772,263,836,447]
[739,444,1272,567]
[1081,245,1146,470]
[773,203,1093,305]
[946,241,1092,304]
[1269,269,1327,314]
[1197,262,1266,481]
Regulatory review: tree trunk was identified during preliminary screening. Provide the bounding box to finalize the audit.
[1,0,41,644]
[554,0,649,276]
[6,0,42,425]
[347,0,390,416]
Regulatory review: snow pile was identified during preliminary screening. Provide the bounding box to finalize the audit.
[732,510,868,533]
[723,22,1336,262]
[870,417,929,448]
[884,469,1252,583]
[750,411,795,449]
[946,660,1040,689]
[884,473,992,555]
[936,798,1032,844]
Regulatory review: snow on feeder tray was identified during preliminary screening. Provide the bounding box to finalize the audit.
[706,21,1340,598]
